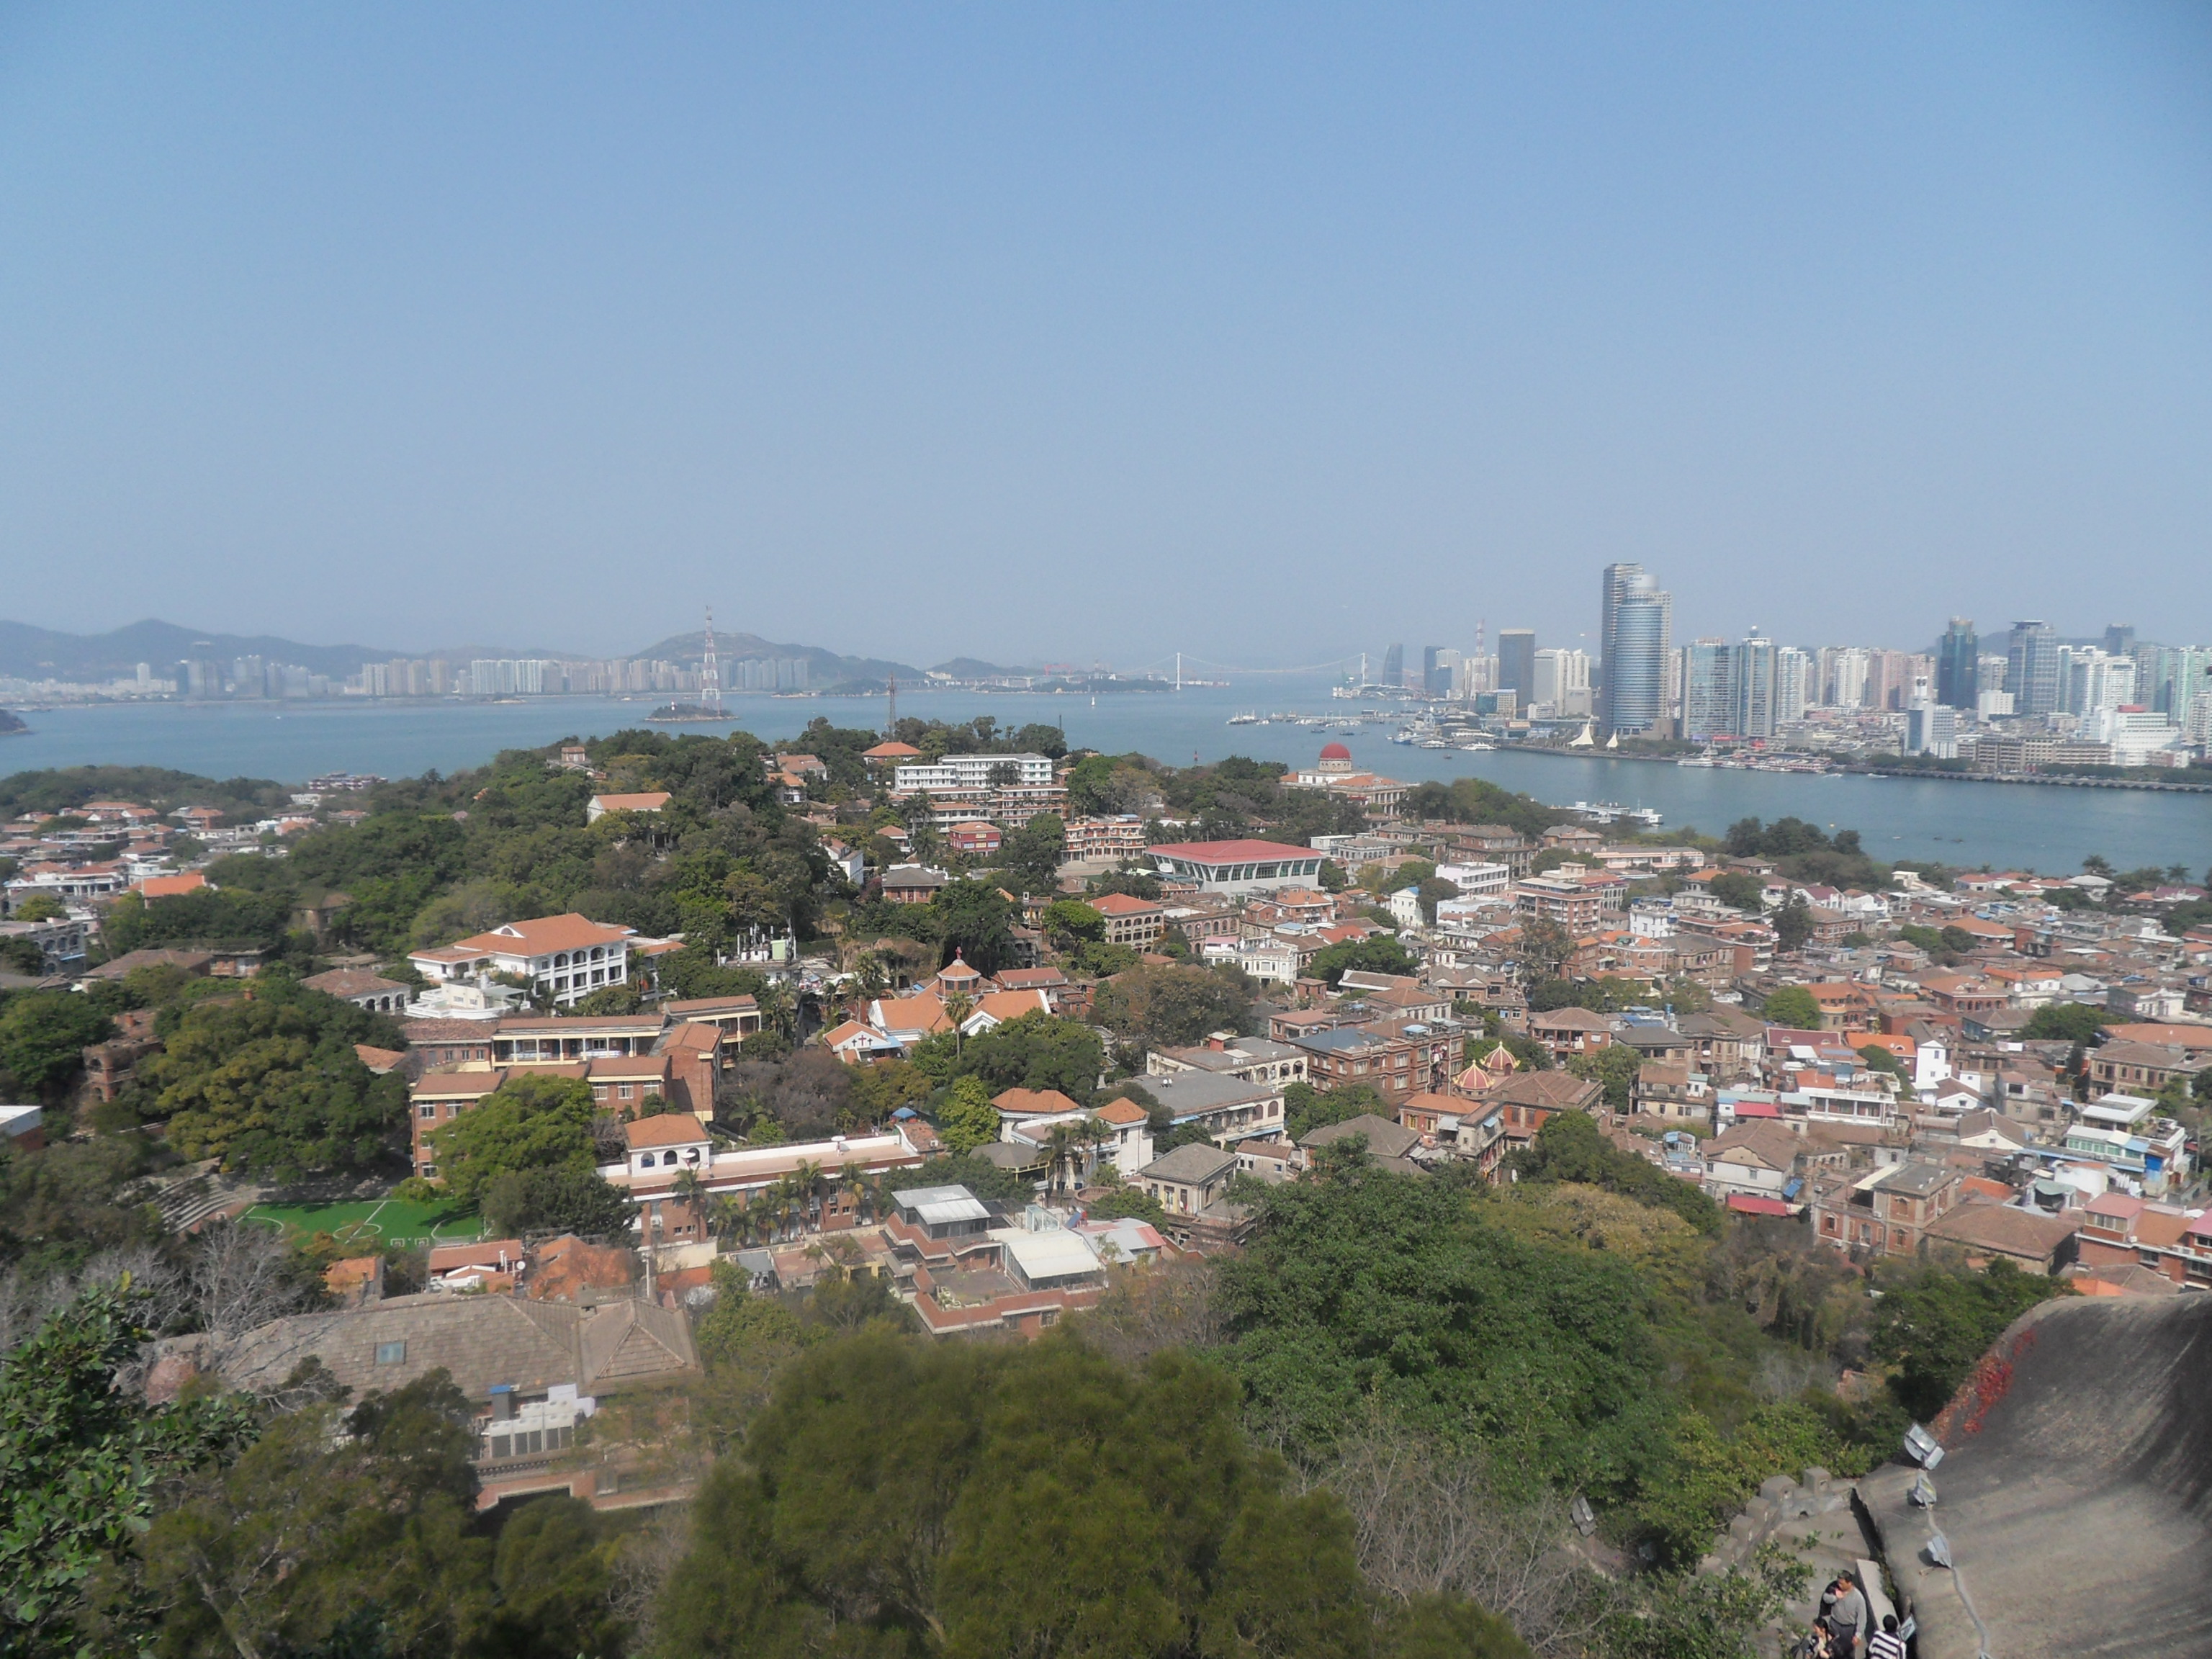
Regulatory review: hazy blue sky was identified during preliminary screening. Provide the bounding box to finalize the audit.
[2,4,2206,667]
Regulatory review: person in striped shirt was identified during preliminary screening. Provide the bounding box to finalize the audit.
[1867,1612,1907,1659]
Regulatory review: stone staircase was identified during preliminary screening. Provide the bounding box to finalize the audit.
[145,1165,265,1234]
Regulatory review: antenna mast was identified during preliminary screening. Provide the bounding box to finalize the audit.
[702,606,722,717]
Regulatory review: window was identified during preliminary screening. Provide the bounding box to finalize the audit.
[375,1341,405,1364]
[490,1434,512,1459]
[419,1105,437,1119]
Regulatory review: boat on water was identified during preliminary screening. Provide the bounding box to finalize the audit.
[1459,740,1496,752]
[1628,806,1663,828]
[1677,755,1717,768]
[1228,712,1262,725]
[1419,737,1449,749]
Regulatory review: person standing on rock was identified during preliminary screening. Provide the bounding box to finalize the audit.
[1826,1570,1867,1659]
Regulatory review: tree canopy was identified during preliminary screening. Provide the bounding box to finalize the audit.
[1758,986,1821,1030]
[427,1072,601,1202]
[657,1329,1522,1659]
[138,974,408,1179]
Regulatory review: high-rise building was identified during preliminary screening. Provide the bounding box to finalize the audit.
[1604,572,1671,735]
[1936,619,1979,711]
[1380,644,1405,689]
[1496,629,1536,700]
[2007,621,2059,718]
[1906,702,1958,759]
[1818,647,1869,709]
[1599,563,1645,699]
[1682,639,1734,739]
[1421,646,1453,697]
[2104,624,2136,658]
[1532,648,1591,715]
[1773,647,1811,725]
[1732,633,1777,738]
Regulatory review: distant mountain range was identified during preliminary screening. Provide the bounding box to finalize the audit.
[0,619,1040,691]
[0,619,403,683]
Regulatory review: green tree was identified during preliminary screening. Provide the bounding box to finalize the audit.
[2022,1002,2110,1045]
[654,1332,1409,1659]
[428,1073,600,1203]
[1218,1154,1678,1495]
[1566,1044,1642,1112]
[480,1164,634,1238]
[930,880,1019,974]
[1871,1259,2072,1421]
[912,1011,1105,1105]
[1509,1110,1722,1236]
[1091,962,1251,1046]
[1760,986,1821,1030]
[0,1280,257,1657]
[1282,1080,1390,1141]
[1309,937,1417,986]
[999,814,1066,894]
[9,892,66,923]
[1856,1043,1915,1100]
[1040,899,1105,948]
[1707,872,1765,912]
[0,992,114,1102]
[937,1075,1001,1154]
[1771,896,1815,953]
[138,976,406,1178]
[129,1371,595,1659]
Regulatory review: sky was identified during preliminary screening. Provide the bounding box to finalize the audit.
[1,4,2207,670]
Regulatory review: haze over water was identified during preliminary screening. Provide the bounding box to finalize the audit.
[6,680,2204,877]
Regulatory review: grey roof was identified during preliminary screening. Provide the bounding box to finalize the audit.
[1141,1069,1277,1118]
[1299,1113,1421,1159]
[1287,1025,1391,1056]
[1875,1161,1956,1197]
[1156,1037,1304,1073]
[1136,1143,1239,1185]
[217,1292,696,1404]
[892,1185,992,1223]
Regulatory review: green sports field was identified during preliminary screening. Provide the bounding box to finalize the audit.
[241,1197,482,1252]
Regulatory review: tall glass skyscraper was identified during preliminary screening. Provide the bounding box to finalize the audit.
[1732,633,1776,738]
[1604,571,1671,734]
[2007,621,2059,718]
[1496,629,1536,700]
[1936,618,1979,711]
[1682,639,1733,739]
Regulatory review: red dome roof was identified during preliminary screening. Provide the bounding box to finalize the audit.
[1318,742,1352,760]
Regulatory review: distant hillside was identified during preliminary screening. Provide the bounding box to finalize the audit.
[930,657,1038,678]
[633,630,922,689]
[0,619,398,682]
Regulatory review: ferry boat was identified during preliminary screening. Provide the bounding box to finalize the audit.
[1227,711,1262,725]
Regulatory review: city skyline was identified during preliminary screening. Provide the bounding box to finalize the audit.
[3,7,2208,662]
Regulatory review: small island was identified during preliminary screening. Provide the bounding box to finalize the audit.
[0,708,27,736]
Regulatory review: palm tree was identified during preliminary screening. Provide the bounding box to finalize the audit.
[670,1167,703,1208]
[943,992,976,1057]
[1043,1123,1079,1200]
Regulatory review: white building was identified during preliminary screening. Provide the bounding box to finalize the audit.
[893,753,1056,791]
[1434,861,1511,897]
[409,914,648,1008]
